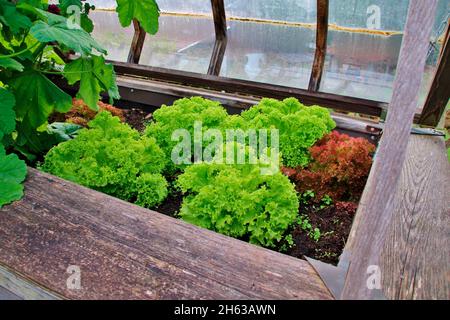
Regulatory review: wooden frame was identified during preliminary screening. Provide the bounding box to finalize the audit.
[341,0,439,299]
[127,19,146,64]
[1,0,448,301]
[121,0,448,126]
[0,169,332,300]
[112,61,386,116]
[308,0,329,91]
[207,0,228,76]
[419,20,450,127]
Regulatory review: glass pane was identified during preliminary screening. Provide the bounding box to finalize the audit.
[157,0,214,14]
[224,0,317,23]
[138,1,215,74]
[88,0,216,72]
[220,0,317,89]
[90,0,116,9]
[320,0,410,102]
[88,1,133,62]
[417,0,449,112]
[328,0,409,31]
[321,0,449,103]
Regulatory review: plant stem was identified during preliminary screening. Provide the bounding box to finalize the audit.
[0,42,40,59]
[37,69,94,75]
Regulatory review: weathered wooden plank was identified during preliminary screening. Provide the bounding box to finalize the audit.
[308,0,329,92]
[0,287,21,300]
[52,74,382,141]
[208,0,228,76]
[127,19,146,64]
[344,135,450,299]
[381,135,450,299]
[0,169,332,300]
[114,76,381,141]
[341,0,439,299]
[112,61,387,116]
[419,21,450,127]
[0,265,61,300]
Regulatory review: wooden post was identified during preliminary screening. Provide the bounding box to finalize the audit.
[308,0,329,92]
[127,19,146,64]
[419,20,450,127]
[208,0,227,76]
[341,0,438,300]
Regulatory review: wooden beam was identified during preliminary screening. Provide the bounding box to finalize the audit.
[341,0,438,300]
[208,0,228,76]
[0,169,333,300]
[50,74,383,141]
[127,19,146,64]
[0,265,61,300]
[419,20,450,127]
[343,135,450,299]
[308,0,329,92]
[112,61,387,116]
[114,76,381,141]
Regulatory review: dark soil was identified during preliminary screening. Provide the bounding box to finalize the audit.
[152,191,183,218]
[150,172,183,218]
[123,108,152,132]
[286,202,357,265]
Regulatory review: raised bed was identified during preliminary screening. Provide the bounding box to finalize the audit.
[1,134,448,300]
[0,168,332,300]
[1,0,448,301]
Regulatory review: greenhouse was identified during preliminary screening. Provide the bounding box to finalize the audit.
[0,0,449,302]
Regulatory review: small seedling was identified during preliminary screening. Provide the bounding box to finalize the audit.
[311,228,321,242]
[280,234,295,252]
[297,215,321,242]
[315,249,338,260]
[319,194,333,209]
[299,190,315,205]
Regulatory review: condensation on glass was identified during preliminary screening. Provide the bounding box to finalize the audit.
[417,0,449,111]
[87,0,448,105]
[88,1,133,62]
[321,0,449,104]
[220,0,317,89]
[139,0,215,74]
[88,0,216,72]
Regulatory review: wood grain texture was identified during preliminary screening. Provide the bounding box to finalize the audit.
[208,0,228,76]
[0,169,332,300]
[112,61,387,116]
[344,135,450,299]
[419,20,450,127]
[381,135,450,299]
[308,0,329,92]
[341,0,439,299]
[52,74,382,141]
[127,19,146,64]
[115,76,380,139]
[0,265,61,300]
[0,287,22,300]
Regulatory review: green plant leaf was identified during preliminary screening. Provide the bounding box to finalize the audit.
[30,9,106,55]
[17,0,45,10]
[0,58,24,71]
[8,70,72,131]
[80,13,94,33]
[116,0,160,35]
[0,145,27,208]
[0,0,32,34]
[64,55,120,110]
[0,88,16,141]
[42,112,168,208]
[47,122,82,142]
[177,142,299,248]
[59,0,82,13]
